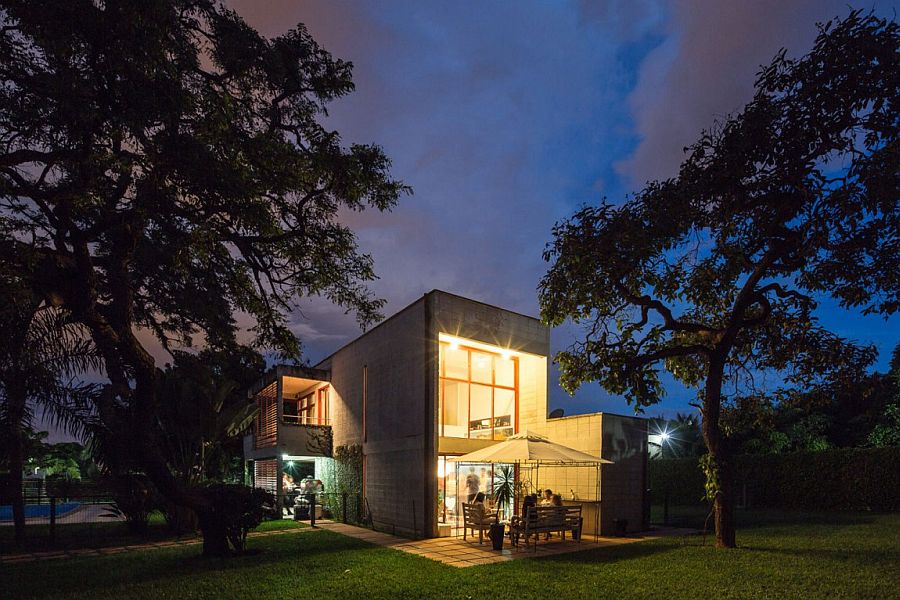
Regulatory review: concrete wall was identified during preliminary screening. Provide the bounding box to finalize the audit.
[527,414,603,498]
[430,292,550,358]
[430,292,551,535]
[520,412,648,535]
[316,297,430,538]
[598,413,649,534]
[242,428,328,462]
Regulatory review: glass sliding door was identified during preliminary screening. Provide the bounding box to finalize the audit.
[437,458,515,530]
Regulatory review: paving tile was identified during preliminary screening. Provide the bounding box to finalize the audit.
[443,560,472,568]
[2,556,36,564]
[31,551,66,558]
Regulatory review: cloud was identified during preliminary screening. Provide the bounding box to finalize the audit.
[222,1,898,417]
[616,0,861,187]
[227,0,660,357]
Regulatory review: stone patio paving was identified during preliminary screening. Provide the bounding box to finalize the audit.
[318,522,696,568]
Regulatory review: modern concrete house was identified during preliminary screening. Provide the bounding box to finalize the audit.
[243,290,649,538]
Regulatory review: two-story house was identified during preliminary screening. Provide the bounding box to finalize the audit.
[244,290,648,538]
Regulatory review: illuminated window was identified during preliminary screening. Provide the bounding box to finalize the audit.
[284,386,329,425]
[438,341,517,440]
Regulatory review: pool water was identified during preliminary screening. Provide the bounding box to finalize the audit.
[0,502,81,520]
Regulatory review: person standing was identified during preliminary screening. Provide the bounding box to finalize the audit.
[465,467,481,503]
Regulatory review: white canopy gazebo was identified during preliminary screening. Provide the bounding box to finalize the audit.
[448,432,612,537]
[447,431,613,466]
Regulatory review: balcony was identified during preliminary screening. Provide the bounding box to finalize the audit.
[244,366,332,460]
[282,414,331,427]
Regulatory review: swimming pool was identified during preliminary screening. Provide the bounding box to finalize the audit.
[0,502,81,520]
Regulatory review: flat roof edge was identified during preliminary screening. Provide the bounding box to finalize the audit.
[547,410,647,422]
[429,289,542,323]
[247,365,331,398]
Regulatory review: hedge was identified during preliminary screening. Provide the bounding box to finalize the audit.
[649,446,900,511]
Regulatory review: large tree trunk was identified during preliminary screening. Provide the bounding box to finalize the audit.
[54,235,227,557]
[6,419,26,545]
[712,457,736,548]
[197,511,231,557]
[4,381,27,546]
[701,355,736,548]
[130,372,229,556]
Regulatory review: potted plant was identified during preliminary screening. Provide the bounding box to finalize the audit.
[490,466,516,550]
[492,466,515,520]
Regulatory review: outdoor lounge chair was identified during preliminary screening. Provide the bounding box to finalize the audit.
[461,502,497,544]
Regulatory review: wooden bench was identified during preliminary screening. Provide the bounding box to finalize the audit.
[461,502,498,544]
[513,505,582,550]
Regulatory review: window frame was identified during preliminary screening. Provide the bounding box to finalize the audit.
[438,341,518,440]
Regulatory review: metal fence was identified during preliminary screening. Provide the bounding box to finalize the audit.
[275,492,364,526]
[0,493,140,553]
[2,489,370,554]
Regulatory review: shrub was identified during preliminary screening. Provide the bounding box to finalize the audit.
[200,483,274,553]
[101,474,156,533]
[650,447,900,511]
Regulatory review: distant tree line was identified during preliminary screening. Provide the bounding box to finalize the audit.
[651,342,900,458]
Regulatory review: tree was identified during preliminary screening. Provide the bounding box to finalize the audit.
[161,348,264,481]
[540,11,898,548]
[722,345,900,453]
[0,274,98,545]
[156,349,263,531]
[867,344,900,447]
[0,1,407,555]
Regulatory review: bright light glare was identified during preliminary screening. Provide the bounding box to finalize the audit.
[659,431,670,443]
[449,341,459,351]
[501,350,512,360]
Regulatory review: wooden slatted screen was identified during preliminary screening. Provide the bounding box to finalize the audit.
[254,459,278,494]
[254,383,278,449]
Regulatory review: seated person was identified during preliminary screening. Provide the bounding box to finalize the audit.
[545,493,564,539]
[508,494,538,547]
[469,492,498,538]
[540,488,553,506]
[471,492,495,519]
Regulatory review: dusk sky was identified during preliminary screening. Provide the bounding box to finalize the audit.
[228,0,899,419]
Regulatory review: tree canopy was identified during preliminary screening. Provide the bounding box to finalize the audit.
[540,11,898,547]
[0,0,407,555]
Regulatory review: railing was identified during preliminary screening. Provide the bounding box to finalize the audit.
[275,493,420,537]
[275,492,363,526]
[282,415,331,426]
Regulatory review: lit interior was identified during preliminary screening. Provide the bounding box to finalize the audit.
[438,334,519,441]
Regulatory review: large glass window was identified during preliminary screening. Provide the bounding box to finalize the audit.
[438,341,518,440]
[437,459,516,527]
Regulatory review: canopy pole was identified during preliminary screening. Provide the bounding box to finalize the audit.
[455,461,460,532]
[596,463,601,539]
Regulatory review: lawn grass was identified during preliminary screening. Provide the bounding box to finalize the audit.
[3,510,898,599]
[0,514,305,555]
